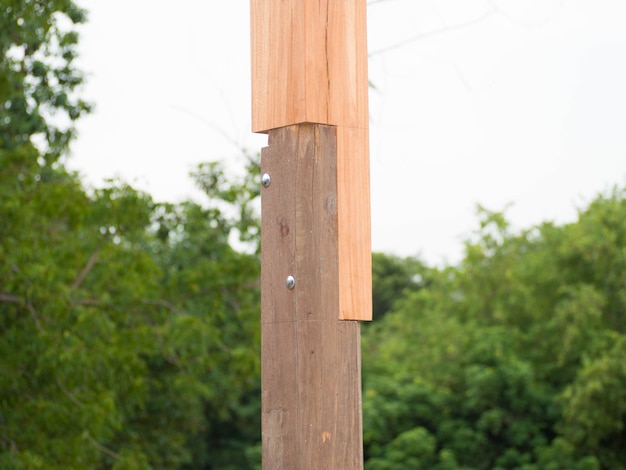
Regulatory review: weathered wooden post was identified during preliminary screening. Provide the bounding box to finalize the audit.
[251,1,371,468]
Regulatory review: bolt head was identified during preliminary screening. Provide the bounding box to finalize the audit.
[286,275,295,290]
[261,173,271,188]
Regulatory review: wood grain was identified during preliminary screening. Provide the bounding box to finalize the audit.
[251,0,369,133]
[261,124,364,469]
[252,0,372,321]
[337,126,372,321]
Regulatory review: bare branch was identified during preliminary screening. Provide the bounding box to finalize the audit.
[72,298,100,306]
[485,0,565,29]
[141,298,182,314]
[56,376,85,408]
[0,293,21,303]
[23,302,42,332]
[169,104,248,155]
[369,8,496,56]
[367,0,402,5]
[71,247,101,290]
[86,433,123,461]
[0,293,43,331]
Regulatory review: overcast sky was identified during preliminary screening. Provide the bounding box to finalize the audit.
[70,0,626,265]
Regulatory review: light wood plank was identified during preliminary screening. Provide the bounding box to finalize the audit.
[251,0,369,132]
[337,126,372,321]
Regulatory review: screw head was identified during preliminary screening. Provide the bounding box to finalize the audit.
[286,275,296,290]
[261,173,271,188]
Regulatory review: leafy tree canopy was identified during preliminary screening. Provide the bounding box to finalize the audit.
[0,0,89,161]
[1,2,261,468]
[3,2,626,469]
[363,190,626,469]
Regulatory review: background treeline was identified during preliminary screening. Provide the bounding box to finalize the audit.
[1,2,625,469]
[364,201,626,469]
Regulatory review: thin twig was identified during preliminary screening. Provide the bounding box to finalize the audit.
[24,302,43,332]
[141,298,181,314]
[71,247,101,290]
[72,299,100,306]
[169,104,247,155]
[367,0,401,5]
[56,376,85,408]
[369,8,496,56]
[485,0,565,29]
[0,293,43,331]
[0,293,21,303]
[86,433,123,461]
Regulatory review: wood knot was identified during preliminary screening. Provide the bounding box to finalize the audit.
[278,218,290,237]
[325,194,337,215]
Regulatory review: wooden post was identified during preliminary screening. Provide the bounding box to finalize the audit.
[252,0,371,468]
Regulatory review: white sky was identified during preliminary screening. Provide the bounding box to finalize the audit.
[70,0,626,265]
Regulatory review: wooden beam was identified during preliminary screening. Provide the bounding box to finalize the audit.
[261,124,364,468]
[251,0,372,321]
[253,1,371,467]
[251,0,369,132]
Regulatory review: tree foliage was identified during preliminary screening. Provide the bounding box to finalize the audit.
[3,2,626,468]
[0,152,262,468]
[1,3,261,468]
[371,252,426,320]
[362,193,626,469]
[0,0,89,161]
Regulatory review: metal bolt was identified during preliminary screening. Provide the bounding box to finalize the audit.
[286,275,296,290]
[261,173,271,188]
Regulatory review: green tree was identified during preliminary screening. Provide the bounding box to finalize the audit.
[371,252,426,320]
[0,2,262,467]
[0,158,262,468]
[0,0,89,161]
[156,158,262,470]
[363,190,626,469]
